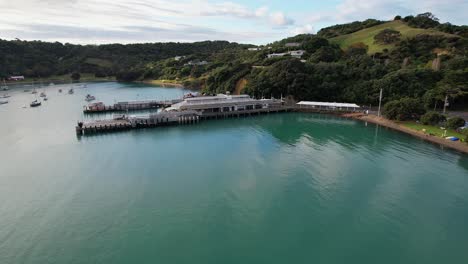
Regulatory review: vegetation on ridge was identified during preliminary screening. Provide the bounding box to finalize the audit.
[0,12,467,113]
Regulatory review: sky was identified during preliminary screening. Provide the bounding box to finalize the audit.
[0,0,467,45]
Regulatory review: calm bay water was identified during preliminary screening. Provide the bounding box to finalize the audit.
[1,82,467,264]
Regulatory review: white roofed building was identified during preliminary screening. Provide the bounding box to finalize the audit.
[167,94,283,113]
[285,42,301,47]
[267,50,305,59]
[297,101,360,111]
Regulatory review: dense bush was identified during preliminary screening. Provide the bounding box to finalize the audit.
[383,98,425,120]
[71,72,81,80]
[317,19,384,38]
[404,12,440,29]
[446,117,466,129]
[116,70,143,82]
[374,29,401,44]
[420,111,446,125]
[460,129,468,142]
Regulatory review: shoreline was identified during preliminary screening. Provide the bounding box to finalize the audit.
[343,113,468,155]
[4,77,115,86]
[143,80,184,88]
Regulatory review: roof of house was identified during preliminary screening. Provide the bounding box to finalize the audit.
[168,94,280,110]
[297,101,360,108]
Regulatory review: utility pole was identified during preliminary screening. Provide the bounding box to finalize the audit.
[377,88,383,117]
[443,95,449,114]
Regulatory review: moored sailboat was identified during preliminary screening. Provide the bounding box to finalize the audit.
[1,79,8,91]
[85,94,96,101]
[30,99,41,107]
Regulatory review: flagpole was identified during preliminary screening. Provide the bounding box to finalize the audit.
[377,88,383,117]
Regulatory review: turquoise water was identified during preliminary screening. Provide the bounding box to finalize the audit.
[1,82,468,264]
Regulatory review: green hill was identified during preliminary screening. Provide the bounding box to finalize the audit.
[330,20,457,54]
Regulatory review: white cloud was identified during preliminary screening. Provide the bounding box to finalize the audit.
[291,24,315,35]
[335,0,408,21]
[0,0,295,44]
[269,12,295,26]
[255,6,269,17]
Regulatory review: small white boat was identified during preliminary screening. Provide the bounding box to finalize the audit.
[85,94,96,102]
[40,92,47,97]
[68,88,74,94]
[31,89,37,94]
[30,100,41,107]
[0,100,8,105]
[43,97,48,101]
[49,83,55,86]
[1,79,8,90]
[0,94,10,99]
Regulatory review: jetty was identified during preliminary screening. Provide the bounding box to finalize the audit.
[83,99,182,113]
[77,94,291,135]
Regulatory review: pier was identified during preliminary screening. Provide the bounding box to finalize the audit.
[76,106,292,135]
[83,99,182,113]
[77,94,289,135]
[76,94,361,135]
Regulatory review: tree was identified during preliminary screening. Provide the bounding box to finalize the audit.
[446,117,465,129]
[71,72,81,81]
[345,42,368,57]
[374,29,402,44]
[309,46,342,62]
[383,98,425,120]
[420,111,446,125]
[394,15,402,20]
[405,12,440,29]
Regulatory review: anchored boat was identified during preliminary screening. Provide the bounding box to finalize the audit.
[1,79,8,91]
[85,94,96,102]
[30,100,41,107]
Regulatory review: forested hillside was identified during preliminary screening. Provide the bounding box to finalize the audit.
[1,12,467,109]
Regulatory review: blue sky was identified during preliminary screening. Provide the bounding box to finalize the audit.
[1,0,467,44]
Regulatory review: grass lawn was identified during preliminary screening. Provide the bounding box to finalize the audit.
[399,121,466,142]
[330,20,458,54]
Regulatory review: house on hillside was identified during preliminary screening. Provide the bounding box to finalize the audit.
[267,50,305,59]
[285,42,301,47]
[184,60,209,66]
[267,52,288,58]
[174,56,186,61]
[248,47,261,51]
[289,50,305,58]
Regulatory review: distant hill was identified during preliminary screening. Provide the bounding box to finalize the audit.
[330,20,458,54]
[1,13,467,109]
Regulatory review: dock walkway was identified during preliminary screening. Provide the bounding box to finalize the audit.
[77,106,292,135]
